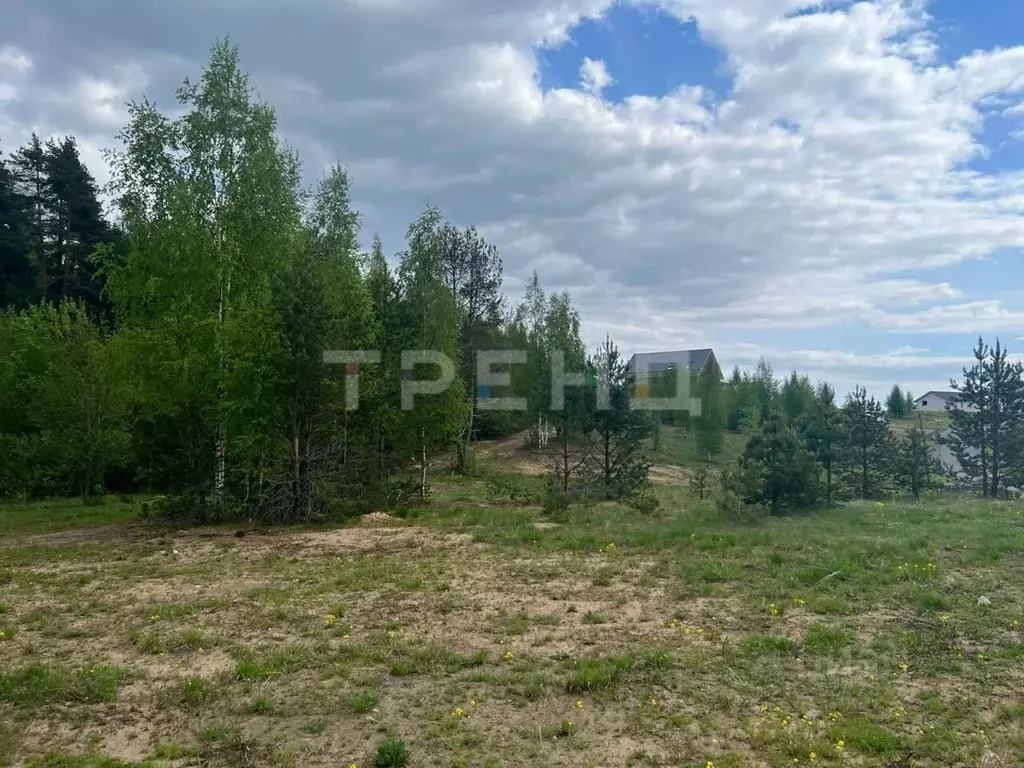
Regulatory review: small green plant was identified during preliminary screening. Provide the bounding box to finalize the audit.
[351,691,379,713]
[250,697,273,714]
[565,658,624,693]
[179,678,211,707]
[583,611,609,625]
[375,736,408,768]
[803,624,854,656]
[739,634,798,657]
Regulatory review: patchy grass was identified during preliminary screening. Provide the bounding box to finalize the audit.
[0,489,1022,766]
[0,497,138,537]
[644,424,747,469]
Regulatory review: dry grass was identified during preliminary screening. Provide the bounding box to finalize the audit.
[1,488,1023,767]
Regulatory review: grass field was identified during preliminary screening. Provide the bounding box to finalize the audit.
[1,481,1023,767]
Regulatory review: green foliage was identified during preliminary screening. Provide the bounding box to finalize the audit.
[895,420,942,499]
[0,665,127,707]
[351,691,379,713]
[843,386,891,499]
[730,414,821,514]
[0,303,128,499]
[801,382,847,506]
[589,336,652,501]
[886,383,910,419]
[947,337,1024,497]
[375,737,409,768]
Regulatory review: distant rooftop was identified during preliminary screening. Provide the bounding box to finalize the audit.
[915,390,959,400]
[626,348,715,374]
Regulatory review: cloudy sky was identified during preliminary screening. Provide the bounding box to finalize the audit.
[3,0,1024,396]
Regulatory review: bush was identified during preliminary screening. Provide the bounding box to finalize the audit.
[542,482,573,516]
[139,494,237,525]
[486,475,541,505]
[375,736,408,768]
[627,489,660,515]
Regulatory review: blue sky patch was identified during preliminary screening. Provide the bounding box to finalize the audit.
[538,2,731,102]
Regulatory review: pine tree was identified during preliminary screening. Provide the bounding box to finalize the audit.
[947,338,1024,497]
[732,412,820,514]
[781,371,815,422]
[802,382,847,506]
[895,417,941,499]
[0,145,33,308]
[8,134,51,302]
[589,335,651,500]
[365,234,404,487]
[437,223,504,474]
[44,136,113,310]
[270,165,376,521]
[843,386,891,499]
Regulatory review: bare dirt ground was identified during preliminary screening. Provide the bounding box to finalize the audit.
[2,496,1023,768]
[474,431,698,485]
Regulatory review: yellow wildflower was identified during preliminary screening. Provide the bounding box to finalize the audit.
[324,613,337,627]
[575,700,584,709]
[940,615,951,623]
[809,752,817,762]
[794,597,806,606]
[503,650,513,661]
[453,707,465,718]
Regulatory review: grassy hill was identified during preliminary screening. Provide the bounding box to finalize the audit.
[644,425,747,470]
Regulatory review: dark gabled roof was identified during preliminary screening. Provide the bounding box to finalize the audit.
[627,348,715,374]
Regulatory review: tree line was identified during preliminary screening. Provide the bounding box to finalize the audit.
[0,41,657,521]
[1,41,1014,521]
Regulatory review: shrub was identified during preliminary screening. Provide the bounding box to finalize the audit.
[375,736,408,768]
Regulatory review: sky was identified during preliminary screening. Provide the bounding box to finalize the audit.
[2,0,1024,398]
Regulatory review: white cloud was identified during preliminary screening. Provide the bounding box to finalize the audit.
[0,45,33,74]
[2,0,1024,390]
[579,56,614,96]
